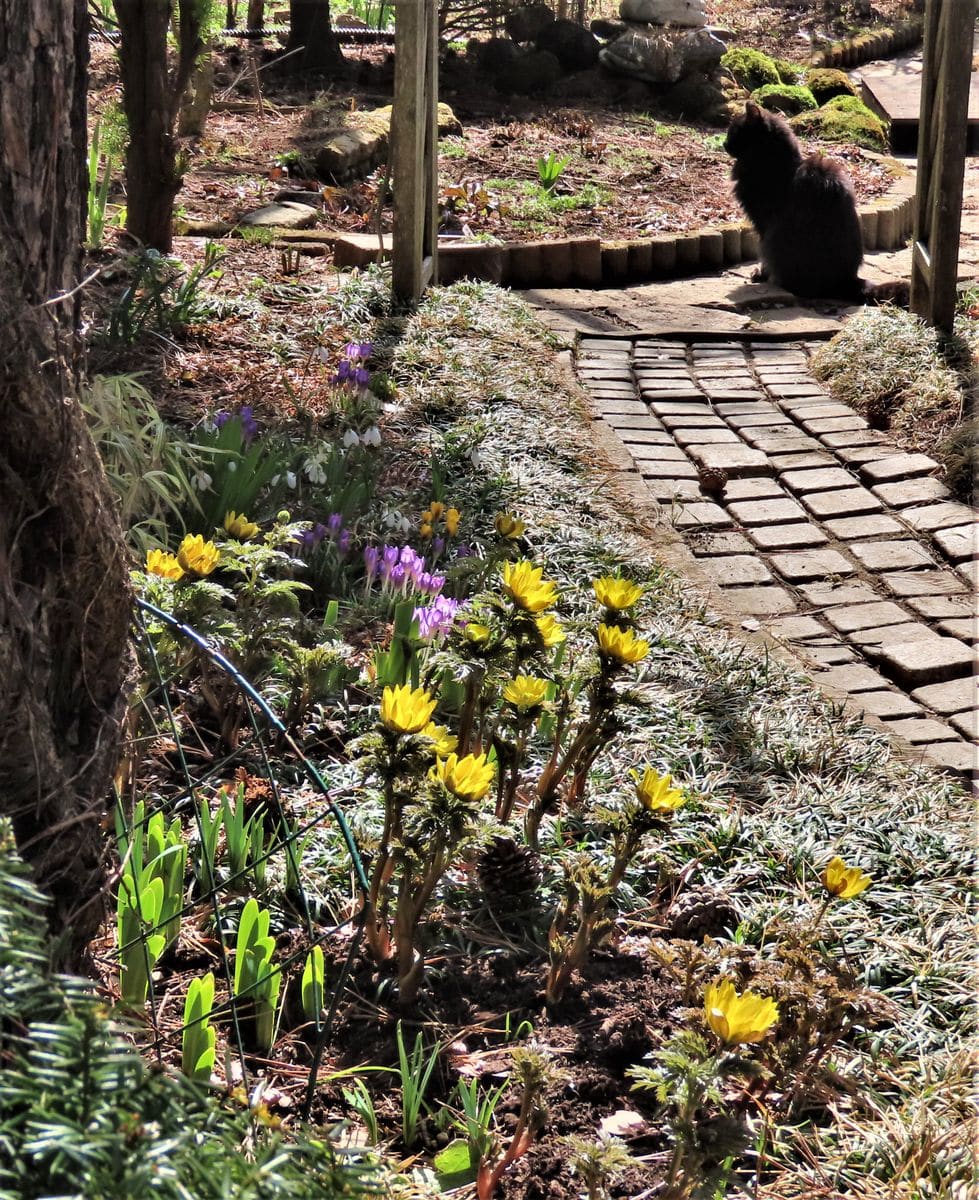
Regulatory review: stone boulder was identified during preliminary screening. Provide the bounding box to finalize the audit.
[468,36,521,73]
[535,18,601,72]
[495,48,563,94]
[600,26,725,84]
[505,3,554,44]
[591,17,627,40]
[619,0,707,27]
[240,201,318,230]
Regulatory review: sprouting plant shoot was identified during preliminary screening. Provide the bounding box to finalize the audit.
[182,973,217,1083]
[233,898,281,1053]
[536,151,572,193]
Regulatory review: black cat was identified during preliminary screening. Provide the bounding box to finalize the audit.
[725,100,907,304]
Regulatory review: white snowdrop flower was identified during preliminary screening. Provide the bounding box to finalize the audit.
[361,425,382,446]
[342,429,361,448]
[469,447,481,469]
[228,460,237,473]
[383,508,403,529]
[399,515,412,534]
[192,471,212,492]
[314,346,331,364]
[286,471,297,489]
[305,458,327,484]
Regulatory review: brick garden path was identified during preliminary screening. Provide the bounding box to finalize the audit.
[576,335,977,782]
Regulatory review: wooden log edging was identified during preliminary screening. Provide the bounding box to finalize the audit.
[490,164,915,287]
[810,16,924,70]
[180,156,917,289]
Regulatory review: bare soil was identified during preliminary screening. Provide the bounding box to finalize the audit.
[90,0,914,249]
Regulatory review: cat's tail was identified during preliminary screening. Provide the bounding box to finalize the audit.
[859,279,911,308]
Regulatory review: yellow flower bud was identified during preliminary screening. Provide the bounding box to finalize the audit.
[821,856,872,900]
[177,534,220,576]
[502,560,558,614]
[592,575,643,610]
[596,623,649,664]
[430,752,495,801]
[704,979,779,1045]
[223,510,260,540]
[502,675,549,711]
[445,507,461,536]
[146,549,185,581]
[379,684,437,735]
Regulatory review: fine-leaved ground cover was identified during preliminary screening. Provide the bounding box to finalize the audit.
[64,264,974,1200]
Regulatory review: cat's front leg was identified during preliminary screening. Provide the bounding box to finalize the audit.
[751,265,770,282]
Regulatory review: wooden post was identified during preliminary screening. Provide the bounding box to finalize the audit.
[910,0,975,334]
[391,0,439,303]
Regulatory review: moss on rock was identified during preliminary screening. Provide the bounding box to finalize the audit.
[720,47,780,92]
[791,95,888,151]
[751,83,818,115]
[804,66,857,104]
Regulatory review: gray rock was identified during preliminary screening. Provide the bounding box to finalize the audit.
[619,0,707,26]
[591,17,627,39]
[600,26,724,84]
[273,189,322,207]
[240,202,318,229]
[505,3,554,44]
[495,49,563,94]
[468,35,521,73]
[535,18,600,72]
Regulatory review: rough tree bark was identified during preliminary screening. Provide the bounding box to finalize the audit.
[0,0,132,961]
[115,0,205,252]
[286,0,345,73]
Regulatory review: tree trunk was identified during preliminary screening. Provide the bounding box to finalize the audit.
[247,0,265,28]
[0,0,132,962]
[116,0,205,252]
[286,0,345,73]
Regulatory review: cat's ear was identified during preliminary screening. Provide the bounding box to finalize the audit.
[745,100,761,118]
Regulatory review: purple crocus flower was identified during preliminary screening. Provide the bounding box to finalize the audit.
[352,367,370,388]
[414,596,461,641]
[337,529,351,556]
[214,410,231,429]
[327,512,344,537]
[295,522,327,550]
[344,341,372,360]
[364,545,380,584]
[239,406,259,443]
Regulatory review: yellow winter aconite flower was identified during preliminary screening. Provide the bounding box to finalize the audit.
[422,722,458,756]
[445,507,461,535]
[633,767,687,812]
[464,623,491,646]
[223,510,260,540]
[597,623,649,664]
[146,549,185,582]
[430,752,495,802]
[177,534,220,576]
[535,613,566,647]
[502,560,558,613]
[821,856,872,900]
[379,684,437,735]
[503,675,549,710]
[494,512,526,539]
[704,979,779,1046]
[592,576,643,611]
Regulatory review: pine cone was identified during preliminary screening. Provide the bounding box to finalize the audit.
[477,836,542,906]
[667,886,739,941]
[698,466,729,499]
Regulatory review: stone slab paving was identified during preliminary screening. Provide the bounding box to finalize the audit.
[576,336,978,783]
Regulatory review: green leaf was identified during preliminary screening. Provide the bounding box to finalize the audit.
[434,1139,477,1188]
